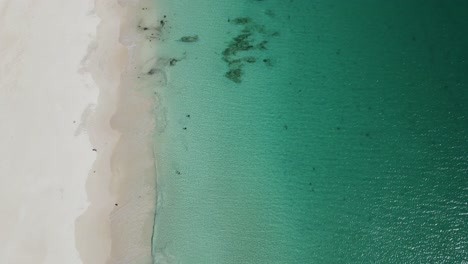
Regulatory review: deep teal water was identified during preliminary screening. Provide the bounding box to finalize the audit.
[151,0,468,263]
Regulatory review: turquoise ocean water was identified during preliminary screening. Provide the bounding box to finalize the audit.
[150,0,467,263]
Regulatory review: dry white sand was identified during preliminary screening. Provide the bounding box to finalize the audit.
[0,0,100,263]
[0,0,157,263]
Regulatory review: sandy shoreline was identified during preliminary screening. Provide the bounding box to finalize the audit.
[0,0,158,263]
[77,0,160,263]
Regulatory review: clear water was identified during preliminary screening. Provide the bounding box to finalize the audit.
[151,0,468,263]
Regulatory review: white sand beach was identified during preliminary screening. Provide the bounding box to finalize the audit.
[0,0,157,263]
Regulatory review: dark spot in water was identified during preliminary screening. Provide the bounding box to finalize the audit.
[143,27,148,30]
[92,148,97,152]
[228,59,242,67]
[284,125,288,130]
[336,127,341,130]
[231,17,252,25]
[234,33,251,42]
[257,40,268,50]
[183,127,187,130]
[265,9,275,18]
[186,114,191,118]
[365,132,370,137]
[180,35,199,42]
[115,203,118,206]
[148,68,156,75]
[225,68,243,83]
[244,56,257,63]
[263,58,273,66]
[169,58,178,66]
[222,48,232,57]
[176,170,181,175]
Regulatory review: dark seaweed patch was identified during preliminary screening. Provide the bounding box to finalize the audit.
[233,33,251,42]
[180,35,199,42]
[265,9,275,18]
[263,58,273,66]
[221,16,279,83]
[169,58,179,66]
[243,56,256,63]
[231,17,252,25]
[228,59,242,67]
[256,40,268,50]
[225,68,243,83]
[270,31,280,37]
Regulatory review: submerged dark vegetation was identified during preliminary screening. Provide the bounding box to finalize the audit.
[222,16,279,83]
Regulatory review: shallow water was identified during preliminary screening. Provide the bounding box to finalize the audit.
[151,0,468,262]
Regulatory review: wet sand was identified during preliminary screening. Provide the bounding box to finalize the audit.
[76,0,160,263]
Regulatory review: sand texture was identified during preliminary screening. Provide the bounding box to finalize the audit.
[0,0,99,263]
[0,0,157,263]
